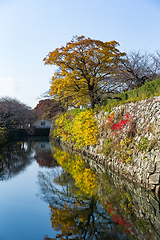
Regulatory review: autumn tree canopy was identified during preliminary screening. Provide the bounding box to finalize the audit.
[43,36,126,109]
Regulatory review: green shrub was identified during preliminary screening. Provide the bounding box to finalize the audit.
[100,78,160,111]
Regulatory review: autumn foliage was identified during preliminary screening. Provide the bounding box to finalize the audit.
[53,147,97,196]
[44,36,126,109]
[34,99,65,120]
[53,109,99,148]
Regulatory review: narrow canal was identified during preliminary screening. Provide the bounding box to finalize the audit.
[0,137,160,240]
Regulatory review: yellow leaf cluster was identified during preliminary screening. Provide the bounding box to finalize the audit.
[71,109,99,147]
[53,109,99,148]
[53,147,97,196]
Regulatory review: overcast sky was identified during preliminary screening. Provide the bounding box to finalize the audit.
[0,0,160,108]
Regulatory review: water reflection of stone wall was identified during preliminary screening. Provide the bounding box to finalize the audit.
[85,157,160,240]
[59,142,160,240]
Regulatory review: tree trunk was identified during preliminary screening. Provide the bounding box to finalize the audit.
[90,99,95,109]
[88,84,95,109]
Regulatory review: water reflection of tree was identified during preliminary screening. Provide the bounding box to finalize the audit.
[38,169,129,240]
[34,152,59,168]
[0,141,34,181]
[32,141,59,168]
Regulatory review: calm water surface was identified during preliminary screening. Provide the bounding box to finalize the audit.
[0,137,160,240]
[0,138,60,240]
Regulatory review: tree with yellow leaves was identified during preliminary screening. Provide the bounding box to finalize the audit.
[38,150,121,240]
[43,36,126,109]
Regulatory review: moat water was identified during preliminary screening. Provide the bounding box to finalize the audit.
[0,137,160,240]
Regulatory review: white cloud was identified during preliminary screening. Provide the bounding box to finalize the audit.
[0,77,22,98]
[0,76,41,108]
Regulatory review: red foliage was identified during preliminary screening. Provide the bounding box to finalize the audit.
[34,99,65,119]
[106,113,114,125]
[111,119,129,131]
[105,202,133,235]
[111,113,134,132]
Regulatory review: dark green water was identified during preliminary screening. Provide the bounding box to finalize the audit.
[0,138,160,240]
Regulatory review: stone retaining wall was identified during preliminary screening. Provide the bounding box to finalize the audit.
[50,96,160,193]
